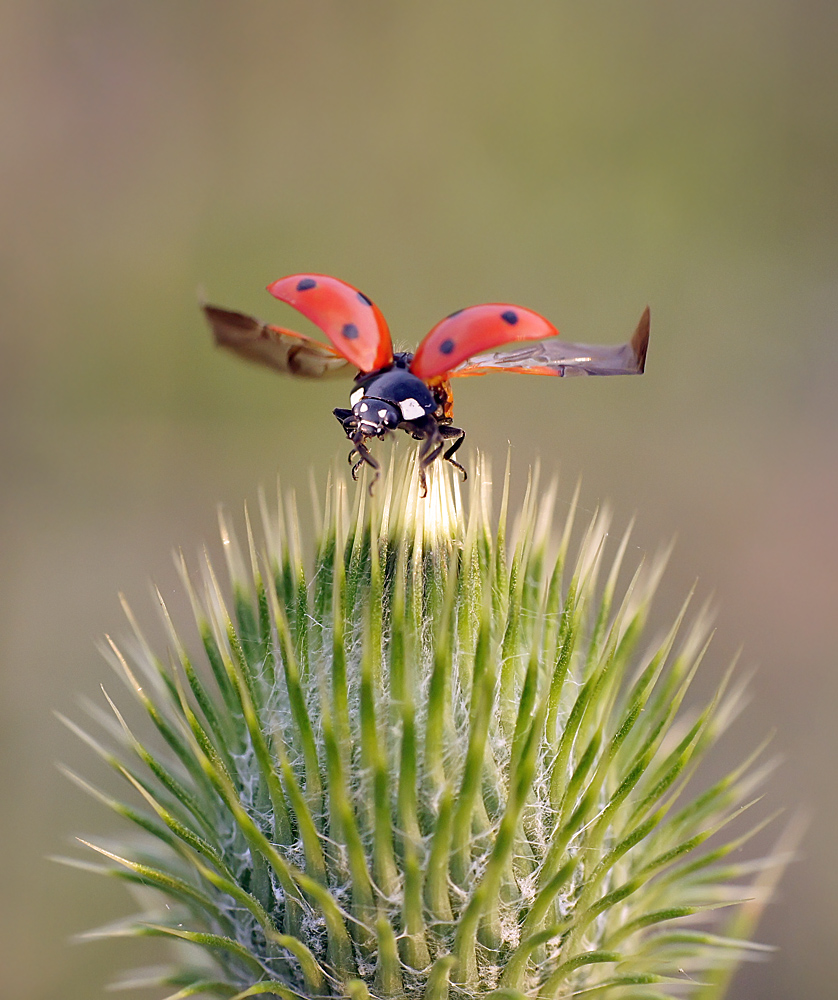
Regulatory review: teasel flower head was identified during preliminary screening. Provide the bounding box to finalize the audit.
[57,456,792,1000]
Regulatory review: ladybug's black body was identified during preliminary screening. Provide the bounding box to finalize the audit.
[333,354,466,491]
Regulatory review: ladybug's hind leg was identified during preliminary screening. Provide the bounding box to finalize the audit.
[414,420,467,496]
[440,425,467,481]
[416,424,448,498]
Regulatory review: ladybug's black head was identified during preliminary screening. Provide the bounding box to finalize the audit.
[349,396,402,437]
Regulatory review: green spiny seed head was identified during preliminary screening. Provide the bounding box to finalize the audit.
[59,456,789,1000]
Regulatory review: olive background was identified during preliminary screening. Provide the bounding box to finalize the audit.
[2,2,837,997]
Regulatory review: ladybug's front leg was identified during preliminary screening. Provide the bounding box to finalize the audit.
[335,407,381,493]
[349,431,381,493]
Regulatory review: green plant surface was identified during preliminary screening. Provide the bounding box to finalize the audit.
[58,457,788,1000]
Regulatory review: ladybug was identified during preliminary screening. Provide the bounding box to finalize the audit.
[204,274,650,496]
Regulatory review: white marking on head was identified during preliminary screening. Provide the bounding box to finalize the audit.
[399,397,426,420]
[350,387,364,406]
[378,408,388,419]
[359,402,368,412]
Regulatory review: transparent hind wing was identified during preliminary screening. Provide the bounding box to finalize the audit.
[451,307,649,378]
[204,305,355,379]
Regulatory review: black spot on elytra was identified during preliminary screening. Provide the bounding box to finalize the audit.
[357,291,372,306]
[297,278,317,291]
[501,309,519,325]
[342,323,360,340]
[439,338,455,355]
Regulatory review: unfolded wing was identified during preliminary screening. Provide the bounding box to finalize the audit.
[203,304,355,379]
[451,307,650,378]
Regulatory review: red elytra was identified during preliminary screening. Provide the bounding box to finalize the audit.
[410,303,559,381]
[266,274,393,374]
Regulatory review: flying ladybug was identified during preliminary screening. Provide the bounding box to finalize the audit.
[203,274,649,496]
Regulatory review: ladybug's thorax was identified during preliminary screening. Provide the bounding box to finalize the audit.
[350,366,436,425]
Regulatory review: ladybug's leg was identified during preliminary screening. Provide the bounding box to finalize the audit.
[336,409,359,469]
[350,429,381,494]
[439,425,467,481]
[416,424,447,498]
[335,409,379,492]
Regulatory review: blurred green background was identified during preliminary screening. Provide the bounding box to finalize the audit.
[2,1,837,997]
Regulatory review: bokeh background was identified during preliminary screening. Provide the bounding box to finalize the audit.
[2,2,836,997]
